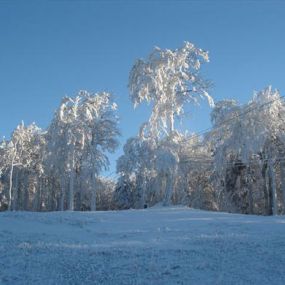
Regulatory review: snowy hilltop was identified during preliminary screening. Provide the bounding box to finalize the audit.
[1,207,285,284]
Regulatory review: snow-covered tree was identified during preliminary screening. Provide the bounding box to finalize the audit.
[123,42,215,208]
[174,133,217,210]
[155,142,179,206]
[129,41,214,138]
[0,122,45,211]
[95,176,116,211]
[208,86,285,215]
[47,91,120,211]
[116,136,156,208]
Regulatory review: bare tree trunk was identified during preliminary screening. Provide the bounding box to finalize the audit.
[268,159,277,215]
[68,148,75,211]
[68,170,75,211]
[80,186,84,211]
[24,173,30,210]
[279,160,285,214]
[60,177,65,211]
[225,166,239,213]
[248,185,253,214]
[76,177,82,211]
[38,178,43,211]
[139,175,146,209]
[51,182,57,211]
[91,173,97,211]
[41,179,46,211]
[262,163,270,215]
[8,161,14,211]
[247,167,253,214]
[266,167,273,215]
[12,169,19,211]
[33,177,42,211]
[163,173,173,206]
[135,175,145,209]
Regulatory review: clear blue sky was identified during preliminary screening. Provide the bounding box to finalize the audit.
[1,0,285,176]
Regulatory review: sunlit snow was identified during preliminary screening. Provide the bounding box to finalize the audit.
[1,207,285,284]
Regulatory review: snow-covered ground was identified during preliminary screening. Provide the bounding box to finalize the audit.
[0,207,285,285]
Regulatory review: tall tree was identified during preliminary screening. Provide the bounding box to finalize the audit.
[0,122,44,210]
[125,42,214,207]
[129,41,213,138]
[208,87,285,214]
[47,91,120,211]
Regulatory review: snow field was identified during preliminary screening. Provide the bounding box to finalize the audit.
[1,207,285,284]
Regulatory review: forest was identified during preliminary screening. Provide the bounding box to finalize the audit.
[1,41,285,215]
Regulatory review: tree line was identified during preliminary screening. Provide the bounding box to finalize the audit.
[1,42,285,215]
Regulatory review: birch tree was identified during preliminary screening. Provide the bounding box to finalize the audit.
[129,41,214,138]
[0,122,45,210]
[47,91,119,211]
[125,42,214,207]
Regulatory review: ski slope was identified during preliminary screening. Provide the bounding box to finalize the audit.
[0,206,285,284]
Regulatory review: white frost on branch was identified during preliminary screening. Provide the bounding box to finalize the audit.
[129,41,213,138]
